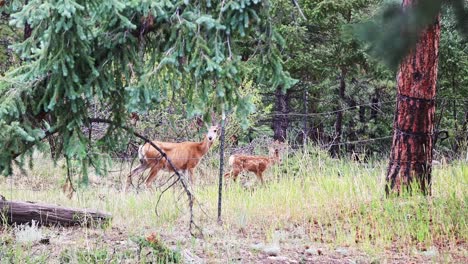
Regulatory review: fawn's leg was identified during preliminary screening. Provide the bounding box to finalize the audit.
[224,169,234,179]
[255,171,265,185]
[232,168,241,182]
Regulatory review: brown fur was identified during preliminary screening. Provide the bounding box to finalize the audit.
[224,141,284,184]
[126,126,218,190]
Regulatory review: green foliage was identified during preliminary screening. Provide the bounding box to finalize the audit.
[0,0,294,175]
[436,8,468,156]
[355,0,468,69]
[132,234,181,263]
[1,0,467,177]
[0,241,50,264]
[259,0,396,156]
[439,9,468,98]
[59,248,108,263]
[252,0,467,159]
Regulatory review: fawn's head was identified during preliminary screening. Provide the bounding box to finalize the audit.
[269,140,287,163]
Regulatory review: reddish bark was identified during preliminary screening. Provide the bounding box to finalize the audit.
[386,2,440,195]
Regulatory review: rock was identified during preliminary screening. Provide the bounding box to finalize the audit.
[272,230,287,243]
[335,247,349,256]
[39,237,50,245]
[182,249,203,264]
[262,244,281,256]
[419,247,438,257]
[305,247,322,256]
[203,228,215,238]
[267,256,289,262]
[250,242,265,251]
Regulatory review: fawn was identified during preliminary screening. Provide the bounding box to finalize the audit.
[224,140,285,184]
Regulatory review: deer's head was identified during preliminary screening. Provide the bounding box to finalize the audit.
[206,125,219,143]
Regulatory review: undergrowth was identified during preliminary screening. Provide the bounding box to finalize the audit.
[0,146,466,262]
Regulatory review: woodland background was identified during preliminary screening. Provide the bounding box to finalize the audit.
[1,0,467,169]
[0,0,467,263]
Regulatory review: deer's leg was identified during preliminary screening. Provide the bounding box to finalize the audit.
[125,163,149,191]
[145,165,161,189]
[188,168,195,184]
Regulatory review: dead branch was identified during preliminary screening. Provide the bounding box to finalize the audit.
[88,117,202,237]
[0,198,111,227]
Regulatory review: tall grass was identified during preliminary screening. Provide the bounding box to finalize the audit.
[197,148,467,254]
[0,146,466,261]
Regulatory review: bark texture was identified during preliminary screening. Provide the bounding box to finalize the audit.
[0,198,112,227]
[386,2,440,195]
[23,0,32,40]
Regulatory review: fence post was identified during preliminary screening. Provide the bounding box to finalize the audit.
[303,88,308,151]
[217,110,226,224]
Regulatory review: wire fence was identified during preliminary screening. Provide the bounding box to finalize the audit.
[1,95,466,189]
[81,94,468,162]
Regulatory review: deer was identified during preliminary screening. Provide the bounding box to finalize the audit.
[126,125,219,190]
[224,140,285,184]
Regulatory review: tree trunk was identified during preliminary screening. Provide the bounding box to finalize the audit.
[370,92,379,121]
[346,99,358,154]
[23,1,32,40]
[386,2,440,195]
[330,68,346,157]
[0,197,112,227]
[273,86,290,142]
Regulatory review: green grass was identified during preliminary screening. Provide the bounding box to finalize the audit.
[0,147,466,262]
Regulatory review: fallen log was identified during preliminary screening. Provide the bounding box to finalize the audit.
[0,196,112,227]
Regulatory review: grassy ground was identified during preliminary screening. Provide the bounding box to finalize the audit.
[0,148,466,263]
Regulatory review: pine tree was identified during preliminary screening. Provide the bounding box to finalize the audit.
[386,6,440,195]
[0,0,295,176]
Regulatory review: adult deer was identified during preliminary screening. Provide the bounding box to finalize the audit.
[224,140,285,184]
[126,125,219,190]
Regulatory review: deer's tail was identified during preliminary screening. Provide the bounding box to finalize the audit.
[228,155,236,166]
[138,145,146,164]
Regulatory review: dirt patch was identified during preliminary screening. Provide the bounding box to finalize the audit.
[3,222,463,263]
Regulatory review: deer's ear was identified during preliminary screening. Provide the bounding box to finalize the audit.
[210,111,219,126]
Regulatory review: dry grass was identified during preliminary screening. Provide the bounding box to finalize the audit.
[0,147,466,263]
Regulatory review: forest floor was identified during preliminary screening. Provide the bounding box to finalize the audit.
[0,151,466,263]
